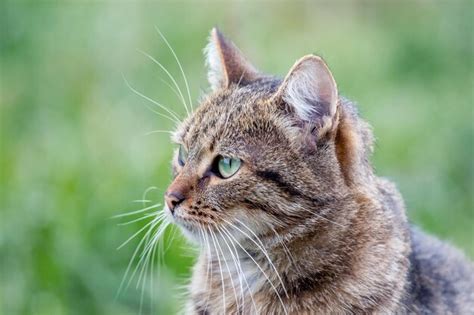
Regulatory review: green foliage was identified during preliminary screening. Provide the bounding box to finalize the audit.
[1,1,472,314]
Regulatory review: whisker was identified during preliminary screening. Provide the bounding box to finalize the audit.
[137,231,154,289]
[138,49,190,116]
[117,217,163,250]
[123,78,181,125]
[144,129,174,136]
[117,211,164,226]
[116,217,162,298]
[269,226,298,270]
[112,203,162,219]
[130,221,170,291]
[149,226,159,314]
[157,76,183,102]
[141,186,161,206]
[214,228,239,307]
[115,188,169,310]
[298,206,345,228]
[221,224,288,315]
[165,224,179,253]
[139,217,167,315]
[123,74,181,122]
[219,225,258,313]
[139,220,170,260]
[155,27,193,111]
[201,225,213,313]
[224,218,289,299]
[137,229,154,315]
[208,226,227,314]
[216,225,247,312]
[158,224,165,275]
[312,211,345,228]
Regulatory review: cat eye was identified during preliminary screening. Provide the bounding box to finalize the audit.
[217,156,241,179]
[178,145,188,166]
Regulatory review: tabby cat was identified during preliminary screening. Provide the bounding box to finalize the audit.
[163,28,474,314]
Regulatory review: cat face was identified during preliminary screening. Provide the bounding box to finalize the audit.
[165,28,347,244]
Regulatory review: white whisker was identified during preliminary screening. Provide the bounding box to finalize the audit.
[214,228,239,307]
[137,229,153,315]
[144,129,174,136]
[222,223,288,315]
[116,216,162,298]
[216,225,248,312]
[300,207,345,228]
[224,218,289,299]
[117,218,162,250]
[123,74,181,122]
[219,225,258,313]
[112,203,162,219]
[130,221,170,292]
[141,186,159,208]
[208,226,227,314]
[117,211,164,226]
[157,76,183,102]
[201,225,213,313]
[270,226,297,270]
[138,49,190,116]
[149,226,159,314]
[155,27,193,111]
[139,221,170,260]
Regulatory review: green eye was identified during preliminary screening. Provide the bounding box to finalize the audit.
[217,156,241,178]
[178,145,188,166]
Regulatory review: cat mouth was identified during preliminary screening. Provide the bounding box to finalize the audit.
[169,207,208,232]
[171,214,212,242]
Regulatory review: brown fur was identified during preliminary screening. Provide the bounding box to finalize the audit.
[164,29,474,314]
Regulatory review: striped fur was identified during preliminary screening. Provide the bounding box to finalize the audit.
[165,29,474,314]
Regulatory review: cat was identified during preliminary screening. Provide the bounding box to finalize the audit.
[163,28,474,314]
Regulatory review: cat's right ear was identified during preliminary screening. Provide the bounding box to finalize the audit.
[204,27,260,90]
[272,55,339,138]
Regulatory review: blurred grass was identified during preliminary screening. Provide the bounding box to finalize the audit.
[1,1,473,314]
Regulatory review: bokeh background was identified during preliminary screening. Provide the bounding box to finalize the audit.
[1,1,473,314]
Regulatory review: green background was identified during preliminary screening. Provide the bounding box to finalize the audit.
[1,1,473,314]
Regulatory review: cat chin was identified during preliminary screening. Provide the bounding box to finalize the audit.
[167,212,203,243]
[178,225,200,243]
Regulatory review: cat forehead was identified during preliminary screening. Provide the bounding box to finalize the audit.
[185,90,267,147]
[176,79,285,150]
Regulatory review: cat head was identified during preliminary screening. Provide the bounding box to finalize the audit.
[165,28,373,243]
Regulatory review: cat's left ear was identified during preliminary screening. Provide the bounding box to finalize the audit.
[273,55,338,137]
[205,27,260,90]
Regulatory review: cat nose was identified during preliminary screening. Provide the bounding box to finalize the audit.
[165,191,186,214]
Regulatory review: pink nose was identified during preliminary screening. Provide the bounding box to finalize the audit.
[165,191,185,214]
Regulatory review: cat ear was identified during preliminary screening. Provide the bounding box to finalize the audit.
[204,27,260,90]
[274,55,338,134]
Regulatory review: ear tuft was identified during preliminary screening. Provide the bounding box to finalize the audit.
[275,55,338,127]
[204,27,260,90]
[204,28,225,89]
